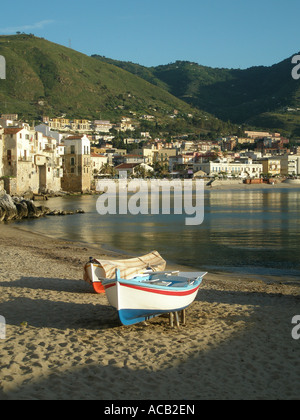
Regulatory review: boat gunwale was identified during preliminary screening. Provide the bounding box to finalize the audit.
[102,274,205,293]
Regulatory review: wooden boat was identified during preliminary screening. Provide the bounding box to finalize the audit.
[102,269,207,326]
[83,251,167,294]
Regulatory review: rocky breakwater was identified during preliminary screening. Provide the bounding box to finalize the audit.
[0,193,84,222]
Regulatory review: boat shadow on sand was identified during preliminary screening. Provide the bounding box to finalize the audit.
[0,276,92,294]
[0,276,121,330]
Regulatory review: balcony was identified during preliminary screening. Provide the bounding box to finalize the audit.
[18,156,33,163]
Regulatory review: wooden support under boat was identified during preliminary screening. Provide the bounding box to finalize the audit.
[169,312,174,328]
[169,309,186,328]
[181,309,186,325]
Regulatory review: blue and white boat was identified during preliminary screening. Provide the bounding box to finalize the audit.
[102,269,207,326]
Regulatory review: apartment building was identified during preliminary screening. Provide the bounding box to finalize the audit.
[260,157,281,176]
[1,127,62,194]
[93,120,113,133]
[115,117,135,132]
[90,153,108,174]
[71,119,91,132]
[48,118,70,131]
[279,154,300,176]
[194,159,263,178]
[61,135,91,192]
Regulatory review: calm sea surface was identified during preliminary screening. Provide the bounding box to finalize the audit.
[17,187,300,280]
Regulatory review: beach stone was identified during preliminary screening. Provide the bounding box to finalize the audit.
[25,200,40,218]
[0,206,6,222]
[0,194,18,221]
[15,201,29,219]
[0,193,85,222]
[36,205,51,216]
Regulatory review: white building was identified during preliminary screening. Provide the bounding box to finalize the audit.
[194,159,263,178]
[93,120,113,133]
[90,153,108,174]
[279,154,300,176]
[35,123,65,143]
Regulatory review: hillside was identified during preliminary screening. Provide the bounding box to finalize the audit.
[0,34,208,126]
[1,34,299,137]
[93,55,300,137]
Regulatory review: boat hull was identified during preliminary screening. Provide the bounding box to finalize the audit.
[83,251,166,294]
[84,263,105,294]
[104,279,202,326]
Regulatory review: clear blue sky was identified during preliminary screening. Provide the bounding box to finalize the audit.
[0,0,299,69]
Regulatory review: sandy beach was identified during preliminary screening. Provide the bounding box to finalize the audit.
[0,223,299,400]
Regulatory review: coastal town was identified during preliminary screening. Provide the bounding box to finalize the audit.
[1,3,300,403]
[0,113,300,196]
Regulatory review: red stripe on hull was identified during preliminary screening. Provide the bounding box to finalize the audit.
[120,283,199,296]
[104,283,116,290]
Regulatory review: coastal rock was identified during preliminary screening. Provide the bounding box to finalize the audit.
[15,201,29,219]
[0,194,18,221]
[0,206,6,222]
[0,193,84,222]
[25,200,41,218]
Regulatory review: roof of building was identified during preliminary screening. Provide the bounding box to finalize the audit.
[115,163,140,170]
[4,127,23,134]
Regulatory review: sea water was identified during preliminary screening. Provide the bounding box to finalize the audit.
[17,187,300,281]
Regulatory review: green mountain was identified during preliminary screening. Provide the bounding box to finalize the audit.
[93,55,300,137]
[1,34,298,137]
[0,34,208,126]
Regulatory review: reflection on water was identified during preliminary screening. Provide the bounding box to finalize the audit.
[17,188,300,279]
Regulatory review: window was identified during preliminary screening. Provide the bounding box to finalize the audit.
[70,157,75,166]
[71,145,75,154]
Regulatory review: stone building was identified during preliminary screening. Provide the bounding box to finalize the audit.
[61,135,91,192]
[1,126,62,195]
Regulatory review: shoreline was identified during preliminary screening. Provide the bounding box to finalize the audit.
[4,181,300,285]
[11,222,300,286]
[0,223,299,400]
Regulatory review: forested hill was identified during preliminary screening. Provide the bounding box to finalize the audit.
[0,34,207,125]
[93,54,300,137]
[0,34,299,137]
